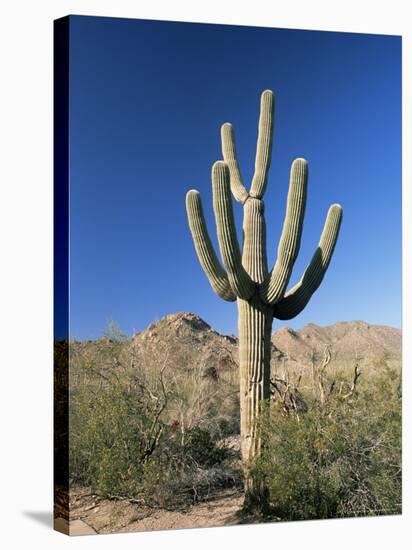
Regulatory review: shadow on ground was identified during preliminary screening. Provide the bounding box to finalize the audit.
[23,511,52,529]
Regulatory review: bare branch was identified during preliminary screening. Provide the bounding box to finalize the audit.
[342,363,361,400]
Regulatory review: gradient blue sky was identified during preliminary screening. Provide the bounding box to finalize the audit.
[67,16,401,340]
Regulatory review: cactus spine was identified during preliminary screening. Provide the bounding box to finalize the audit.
[186,90,343,495]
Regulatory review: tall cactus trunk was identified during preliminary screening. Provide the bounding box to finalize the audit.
[238,294,272,494]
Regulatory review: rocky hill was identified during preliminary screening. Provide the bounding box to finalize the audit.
[71,313,401,378]
[127,313,401,374]
[129,312,239,378]
[272,320,401,371]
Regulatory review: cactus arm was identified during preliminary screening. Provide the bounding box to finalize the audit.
[212,161,255,299]
[250,90,274,199]
[273,204,343,320]
[221,123,249,204]
[222,90,274,202]
[186,190,236,302]
[260,158,308,304]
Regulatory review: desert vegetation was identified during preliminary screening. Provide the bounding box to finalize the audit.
[68,322,242,510]
[251,351,401,519]
[63,316,401,526]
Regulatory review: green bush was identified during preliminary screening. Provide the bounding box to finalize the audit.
[70,383,153,496]
[185,426,230,467]
[250,368,402,520]
[69,350,241,507]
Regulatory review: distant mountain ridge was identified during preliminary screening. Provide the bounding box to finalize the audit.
[271,319,401,369]
[72,313,401,377]
[129,313,401,373]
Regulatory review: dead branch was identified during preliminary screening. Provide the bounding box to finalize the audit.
[341,363,361,400]
[270,376,308,414]
[317,346,331,405]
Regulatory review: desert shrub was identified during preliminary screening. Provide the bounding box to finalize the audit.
[70,377,240,506]
[139,434,241,508]
[250,367,401,520]
[70,382,159,496]
[69,331,241,508]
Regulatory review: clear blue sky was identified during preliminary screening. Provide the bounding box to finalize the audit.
[66,16,401,340]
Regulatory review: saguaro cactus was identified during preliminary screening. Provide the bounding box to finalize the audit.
[185,90,342,493]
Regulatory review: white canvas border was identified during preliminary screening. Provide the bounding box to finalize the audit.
[0,1,409,548]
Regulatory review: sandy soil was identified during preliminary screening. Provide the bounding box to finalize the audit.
[60,487,248,535]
